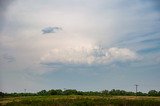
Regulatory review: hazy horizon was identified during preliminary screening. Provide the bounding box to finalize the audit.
[0,0,160,93]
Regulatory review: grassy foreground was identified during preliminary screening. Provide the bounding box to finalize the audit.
[0,95,160,106]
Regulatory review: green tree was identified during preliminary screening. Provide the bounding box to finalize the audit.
[48,89,62,95]
[63,89,78,95]
[102,90,109,95]
[37,90,48,95]
[0,92,5,97]
[148,90,158,96]
[136,92,144,96]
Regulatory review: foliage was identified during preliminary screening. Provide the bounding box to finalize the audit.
[1,89,160,97]
[48,89,63,95]
[37,90,48,95]
[148,90,159,96]
[0,92,5,98]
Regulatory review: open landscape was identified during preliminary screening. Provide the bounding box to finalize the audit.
[1,89,160,106]
[1,95,160,106]
[1,0,160,106]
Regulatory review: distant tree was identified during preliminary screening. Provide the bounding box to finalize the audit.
[102,90,109,95]
[48,89,62,95]
[109,89,116,95]
[63,89,78,95]
[77,91,83,95]
[136,92,144,96]
[2,89,160,97]
[108,89,136,96]
[148,90,158,96]
[119,90,126,95]
[37,90,48,95]
[158,91,160,96]
[55,89,63,95]
[126,91,135,96]
[0,92,5,97]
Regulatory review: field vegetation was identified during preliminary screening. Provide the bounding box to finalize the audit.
[0,89,160,106]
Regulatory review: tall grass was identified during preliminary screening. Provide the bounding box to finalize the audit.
[1,95,160,106]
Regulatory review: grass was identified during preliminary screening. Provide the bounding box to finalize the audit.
[0,95,160,106]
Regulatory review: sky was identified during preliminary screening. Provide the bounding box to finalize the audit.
[0,0,160,93]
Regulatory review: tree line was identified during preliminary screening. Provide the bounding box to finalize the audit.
[0,89,160,97]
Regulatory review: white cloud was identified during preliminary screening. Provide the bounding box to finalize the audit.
[1,0,160,92]
[40,46,138,65]
[107,47,137,61]
[0,0,156,74]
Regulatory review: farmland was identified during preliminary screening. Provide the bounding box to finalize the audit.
[1,95,160,106]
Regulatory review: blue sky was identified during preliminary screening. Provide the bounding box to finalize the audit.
[0,0,160,93]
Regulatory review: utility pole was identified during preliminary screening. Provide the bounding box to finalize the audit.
[24,89,26,93]
[134,84,139,96]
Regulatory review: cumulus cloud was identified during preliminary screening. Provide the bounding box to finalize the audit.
[107,47,137,61]
[40,46,138,65]
[41,26,62,34]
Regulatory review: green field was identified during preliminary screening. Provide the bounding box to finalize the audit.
[1,95,160,106]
